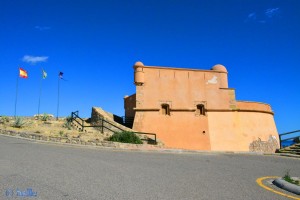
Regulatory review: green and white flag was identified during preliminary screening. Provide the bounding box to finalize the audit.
[42,69,47,79]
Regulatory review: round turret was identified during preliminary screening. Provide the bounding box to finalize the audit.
[211,64,227,73]
[134,61,145,85]
[133,61,144,69]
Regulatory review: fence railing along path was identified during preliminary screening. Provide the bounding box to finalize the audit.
[70,111,157,144]
[279,130,300,148]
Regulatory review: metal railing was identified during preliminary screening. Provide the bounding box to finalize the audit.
[70,111,157,144]
[279,130,300,148]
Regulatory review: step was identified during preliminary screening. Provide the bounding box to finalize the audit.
[282,143,300,148]
[279,150,300,155]
[285,147,300,151]
[281,147,299,151]
[278,153,300,158]
[288,150,300,153]
[289,147,300,150]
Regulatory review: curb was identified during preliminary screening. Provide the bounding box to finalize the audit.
[0,133,278,156]
[273,178,300,195]
[0,131,299,158]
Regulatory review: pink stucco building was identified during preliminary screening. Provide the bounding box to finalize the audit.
[124,61,279,152]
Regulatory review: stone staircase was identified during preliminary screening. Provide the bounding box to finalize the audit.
[70,108,161,145]
[277,143,300,155]
[71,119,110,135]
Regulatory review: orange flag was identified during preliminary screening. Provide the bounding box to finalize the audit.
[19,68,28,78]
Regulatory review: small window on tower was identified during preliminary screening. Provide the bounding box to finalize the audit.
[161,104,170,115]
[196,104,205,116]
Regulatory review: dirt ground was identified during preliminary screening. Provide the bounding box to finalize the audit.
[0,116,107,142]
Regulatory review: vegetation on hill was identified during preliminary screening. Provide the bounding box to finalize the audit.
[0,116,146,145]
[107,131,143,144]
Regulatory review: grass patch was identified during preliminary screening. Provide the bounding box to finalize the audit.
[283,170,300,186]
[107,131,143,144]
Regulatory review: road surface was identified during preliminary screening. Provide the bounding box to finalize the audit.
[0,135,299,200]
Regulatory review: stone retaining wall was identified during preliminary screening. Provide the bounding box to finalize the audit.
[0,128,162,150]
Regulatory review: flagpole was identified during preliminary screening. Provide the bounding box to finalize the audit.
[37,68,43,117]
[56,72,60,120]
[14,69,19,118]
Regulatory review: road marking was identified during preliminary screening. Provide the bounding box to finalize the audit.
[256,176,300,200]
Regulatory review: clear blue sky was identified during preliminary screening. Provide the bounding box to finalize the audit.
[0,0,299,134]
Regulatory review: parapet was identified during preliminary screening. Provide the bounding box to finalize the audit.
[236,101,273,114]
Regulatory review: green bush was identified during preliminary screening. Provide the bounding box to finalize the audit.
[40,113,50,121]
[12,117,28,128]
[108,131,143,144]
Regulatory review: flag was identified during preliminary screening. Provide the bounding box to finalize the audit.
[42,69,47,79]
[19,68,28,78]
[59,72,63,79]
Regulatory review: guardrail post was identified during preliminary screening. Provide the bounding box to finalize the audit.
[155,134,157,144]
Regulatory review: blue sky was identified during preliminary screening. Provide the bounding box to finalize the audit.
[0,0,299,134]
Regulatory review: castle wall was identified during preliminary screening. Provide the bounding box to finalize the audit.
[134,110,210,150]
[132,65,226,150]
[135,66,229,110]
[129,62,279,152]
[208,111,279,152]
[124,94,136,118]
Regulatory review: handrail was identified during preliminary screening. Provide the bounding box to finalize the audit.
[279,130,300,148]
[70,111,157,144]
[280,130,300,136]
[71,111,85,131]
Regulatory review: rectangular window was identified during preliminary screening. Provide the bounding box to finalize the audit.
[196,104,205,116]
[161,104,170,115]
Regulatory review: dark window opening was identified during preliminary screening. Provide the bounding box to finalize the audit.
[197,104,205,116]
[161,104,170,115]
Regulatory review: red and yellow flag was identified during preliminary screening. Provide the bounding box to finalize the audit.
[19,68,28,78]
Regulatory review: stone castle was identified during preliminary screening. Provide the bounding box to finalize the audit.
[123,61,279,152]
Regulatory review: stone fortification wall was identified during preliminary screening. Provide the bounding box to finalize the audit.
[124,94,136,118]
[129,62,279,152]
[91,107,134,133]
[208,111,279,152]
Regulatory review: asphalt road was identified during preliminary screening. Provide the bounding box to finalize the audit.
[0,135,299,200]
